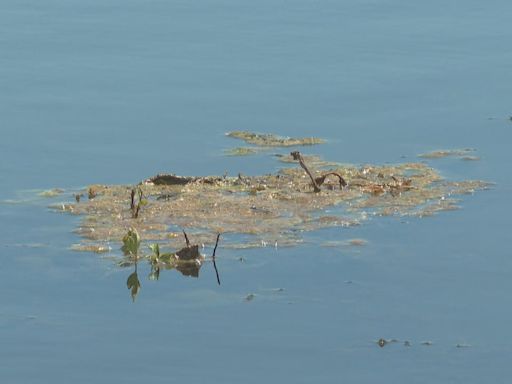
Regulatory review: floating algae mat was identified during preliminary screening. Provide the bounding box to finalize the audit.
[52,136,490,253]
[226,131,325,147]
[418,148,480,161]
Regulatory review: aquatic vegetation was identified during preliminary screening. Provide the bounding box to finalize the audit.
[224,147,260,156]
[120,230,221,298]
[130,187,147,218]
[418,148,480,161]
[52,137,490,254]
[121,228,140,256]
[226,131,325,147]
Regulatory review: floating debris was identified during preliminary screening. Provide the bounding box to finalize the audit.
[38,189,64,198]
[377,338,398,347]
[53,136,490,252]
[224,147,260,156]
[461,156,480,161]
[245,293,256,302]
[421,341,433,346]
[70,244,111,253]
[348,239,367,246]
[418,148,479,160]
[227,131,325,147]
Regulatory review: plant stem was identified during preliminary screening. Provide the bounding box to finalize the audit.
[291,151,321,192]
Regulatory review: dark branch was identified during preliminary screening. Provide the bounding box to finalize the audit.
[130,189,136,211]
[315,172,347,190]
[182,230,191,247]
[291,151,321,192]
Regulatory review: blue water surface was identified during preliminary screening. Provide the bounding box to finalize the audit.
[1,1,511,383]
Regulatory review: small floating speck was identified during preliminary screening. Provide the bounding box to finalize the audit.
[245,293,255,302]
[377,338,398,347]
[421,341,433,346]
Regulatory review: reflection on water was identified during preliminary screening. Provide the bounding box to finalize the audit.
[120,230,221,301]
[126,262,141,302]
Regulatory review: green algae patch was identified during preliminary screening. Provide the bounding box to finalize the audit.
[55,149,490,253]
[224,146,260,156]
[226,131,325,147]
[418,148,480,160]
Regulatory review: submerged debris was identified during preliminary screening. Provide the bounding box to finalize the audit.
[227,131,325,147]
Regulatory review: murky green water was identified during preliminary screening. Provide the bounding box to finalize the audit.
[1,1,511,383]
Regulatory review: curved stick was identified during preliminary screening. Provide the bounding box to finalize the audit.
[291,151,321,192]
[316,172,347,190]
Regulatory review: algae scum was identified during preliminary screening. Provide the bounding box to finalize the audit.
[52,132,489,256]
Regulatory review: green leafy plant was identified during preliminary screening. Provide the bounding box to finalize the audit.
[148,243,160,258]
[131,187,148,218]
[121,228,140,256]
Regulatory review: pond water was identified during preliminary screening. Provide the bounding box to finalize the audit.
[1,1,512,382]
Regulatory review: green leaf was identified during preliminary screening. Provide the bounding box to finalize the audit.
[148,243,160,257]
[121,228,140,256]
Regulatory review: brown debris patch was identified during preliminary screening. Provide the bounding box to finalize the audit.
[227,131,325,147]
[54,155,490,251]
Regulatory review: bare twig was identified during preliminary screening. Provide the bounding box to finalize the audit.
[291,151,321,192]
[291,151,347,192]
[182,230,191,247]
[315,172,347,190]
[130,189,136,211]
